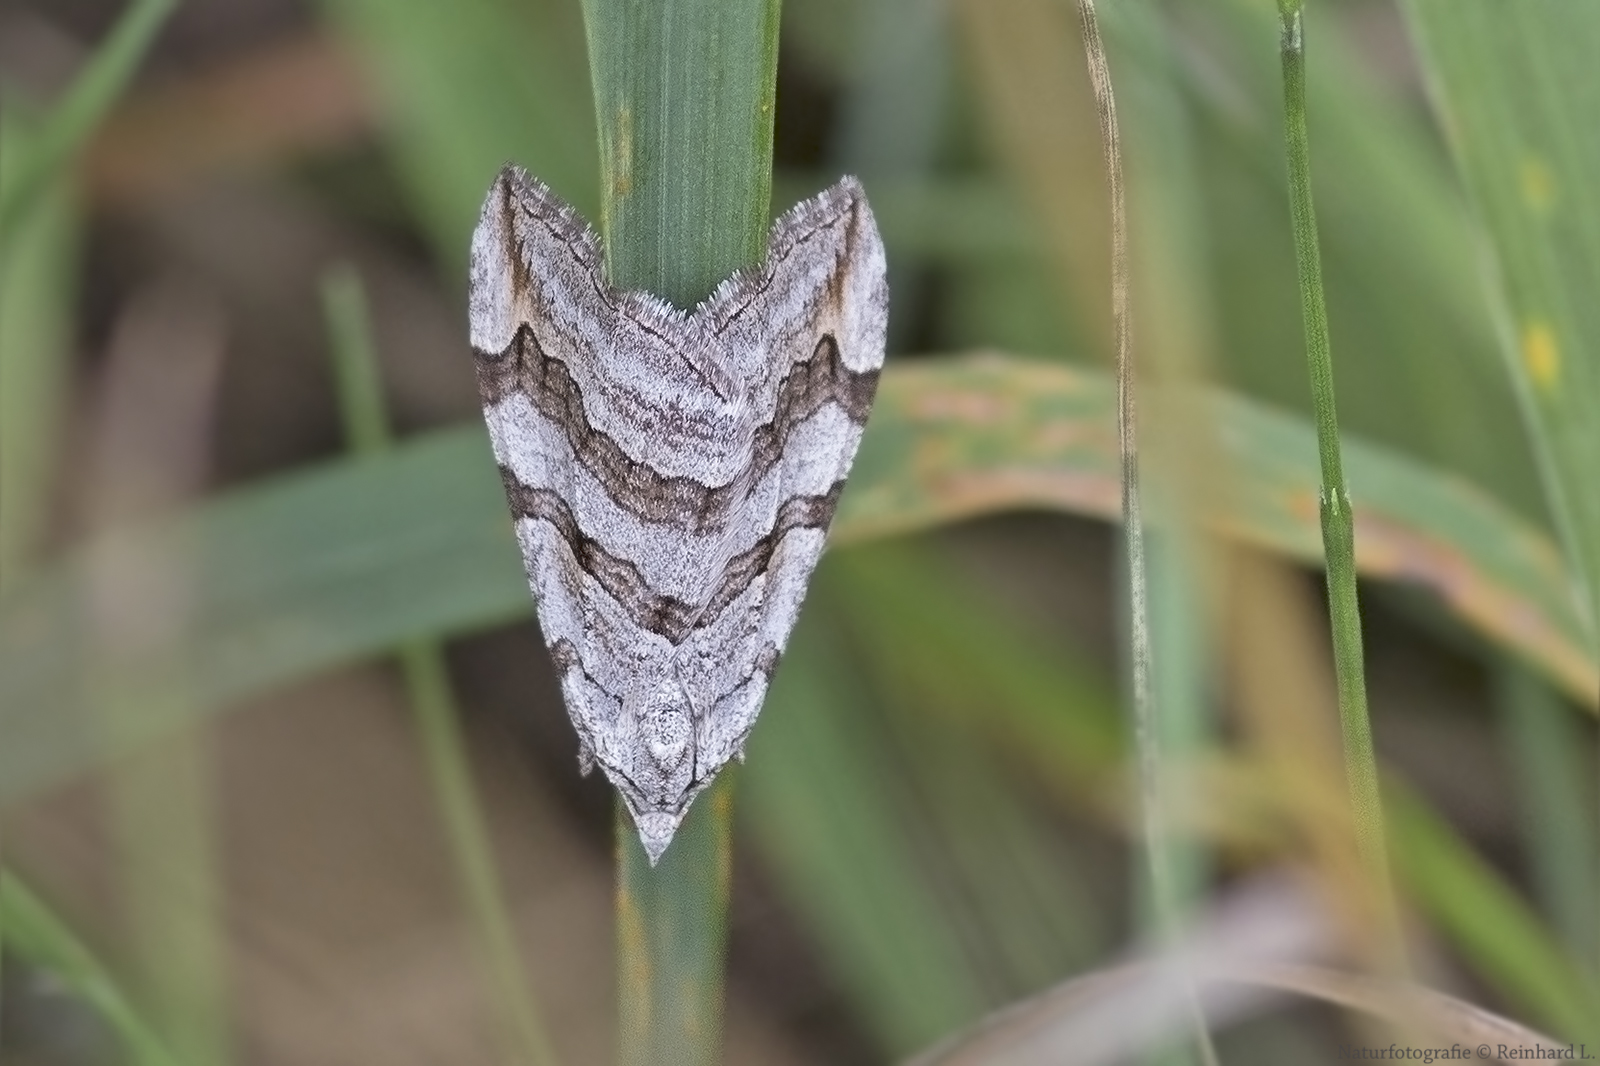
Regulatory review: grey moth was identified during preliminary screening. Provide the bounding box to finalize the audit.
[467,165,888,862]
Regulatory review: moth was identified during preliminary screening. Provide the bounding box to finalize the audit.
[468,165,888,862]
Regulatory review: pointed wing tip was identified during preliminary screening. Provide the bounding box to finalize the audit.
[492,166,596,240]
[469,164,605,352]
[695,173,882,319]
[833,173,867,201]
[805,173,870,222]
[491,162,553,204]
[769,174,871,239]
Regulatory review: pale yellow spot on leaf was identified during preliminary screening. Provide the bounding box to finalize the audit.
[1521,322,1559,390]
[1520,157,1555,214]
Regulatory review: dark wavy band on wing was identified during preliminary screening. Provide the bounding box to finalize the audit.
[501,465,845,642]
[476,327,876,533]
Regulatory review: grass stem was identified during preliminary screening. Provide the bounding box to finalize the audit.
[320,265,558,1066]
[0,871,182,1066]
[1072,2,1217,1063]
[1276,0,1401,957]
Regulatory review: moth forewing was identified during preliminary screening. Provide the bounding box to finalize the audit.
[468,165,887,863]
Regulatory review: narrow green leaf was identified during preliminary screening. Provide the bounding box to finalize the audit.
[0,0,176,241]
[614,791,732,1066]
[742,607,991,1053]
[320,266,558,1066]
[573,1,781,1062]
[1388,783,1600,1042]
[321,266,393,454]
[1,871,182,1066]
[1402,0,1600,663]
[578,0,782,306]
[1401,4,1600,994]
[0,122,79,586]
[1495,662,1598,972]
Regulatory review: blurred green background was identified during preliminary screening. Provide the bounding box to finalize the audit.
[0,0,1596,1062]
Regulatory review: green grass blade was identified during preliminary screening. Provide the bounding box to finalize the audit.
[1388,782,1600,1042]
[574,1,780,1062]
[1401,0,1600,684]
[3,356,1592,807]
[1495,661,1599,975]
[320,266,558,1066]
[741,605,991,1054]
[0,0,176,242]
[1403,0,1600,987]
[578,0,782,307]
[0,120,79,586]
[831,543,1122,782]
[0,871,183,1066]
[400,642,559,1066]
[321,267,393,453]
[614,796,732,1066]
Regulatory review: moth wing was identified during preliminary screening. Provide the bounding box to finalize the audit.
[681,177,889,775]
[468,165,627,770]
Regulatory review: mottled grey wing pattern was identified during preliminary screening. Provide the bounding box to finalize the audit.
[468,165,887,861]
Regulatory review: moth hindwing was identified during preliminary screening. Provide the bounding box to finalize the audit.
[467,166,888,862]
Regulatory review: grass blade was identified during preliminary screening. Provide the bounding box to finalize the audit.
[0,871,183,1066]
[1495,662,1598,976]
[1072,1,1217,1060]
[0,124,79,585]
[614,796,733,1066]
[575,0,780,1061]
[578,0,781,307]
[742,604,991,1054]
[1388,782,1600,1042]
[320,265,558,1066]
[0,0,176,242]
[1402,0,1600,649]
[1402,1,1600,984]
